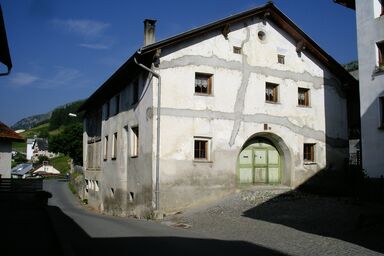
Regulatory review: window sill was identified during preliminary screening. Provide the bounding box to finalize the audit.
[194,93,213,97]
[130,155,138,159]
[265,100,279,104]
[373,67,384,76]
[304,161,317,166]
[193,159,213,163]
[297,105,311,108]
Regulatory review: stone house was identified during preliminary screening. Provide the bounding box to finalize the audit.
[335,0,384,178]
[79,3,358,216]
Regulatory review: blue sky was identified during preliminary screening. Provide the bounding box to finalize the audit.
[0,0,356,127]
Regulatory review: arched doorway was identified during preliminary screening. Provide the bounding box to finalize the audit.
[238,134,290,185]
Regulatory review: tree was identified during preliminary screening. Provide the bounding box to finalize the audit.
[49,123,83,165]
[36,155,49,165]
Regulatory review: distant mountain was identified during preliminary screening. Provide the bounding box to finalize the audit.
[11,112,52,130]
[11,99,85,130]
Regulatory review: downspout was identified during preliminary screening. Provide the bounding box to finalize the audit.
[134,55,161,211]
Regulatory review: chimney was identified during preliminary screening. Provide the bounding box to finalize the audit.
[144,19,156,46]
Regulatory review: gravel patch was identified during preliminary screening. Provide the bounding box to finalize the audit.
[163,186,384,256]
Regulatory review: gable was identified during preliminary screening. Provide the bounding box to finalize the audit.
[159,15,331,80]
[79,2,356,113]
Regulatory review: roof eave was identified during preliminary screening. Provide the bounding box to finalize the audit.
[334,0,356,10]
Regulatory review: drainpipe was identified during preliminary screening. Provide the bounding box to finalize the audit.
[134,55,161,211]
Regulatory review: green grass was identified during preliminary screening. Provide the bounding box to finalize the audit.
[49,155,70,174]
[20,123,49,138]
[20,123,62,139]
[12,141,26,153]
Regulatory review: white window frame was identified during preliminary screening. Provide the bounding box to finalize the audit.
[193,136,212,162]
[130,126,139,157]
[103,136,108,161]
[111,132,117,160]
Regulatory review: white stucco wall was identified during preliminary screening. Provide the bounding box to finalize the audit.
[0,141,12,178]
[356,0,384,177]
[156,16,348,211]
[83,12,350,215]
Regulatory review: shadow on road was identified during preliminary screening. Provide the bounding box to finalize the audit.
[47,205,287,256]
[242,190,384,254]
[0,188,287,256]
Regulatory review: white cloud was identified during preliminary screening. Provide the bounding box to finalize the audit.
[9,72,40,86]
[8,67,82,89]
[79,43,109,50]
[52,18,110,38]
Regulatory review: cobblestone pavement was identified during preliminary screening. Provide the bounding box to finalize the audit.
[162,186,384,256]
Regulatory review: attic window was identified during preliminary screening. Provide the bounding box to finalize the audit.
[277,54,285,64]
[258,31,266,41]
[233,46,242,54]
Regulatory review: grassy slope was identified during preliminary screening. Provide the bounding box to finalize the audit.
[49,155,70,174]
[12,124,62,153]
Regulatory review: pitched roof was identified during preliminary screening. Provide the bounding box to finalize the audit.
[33,138,48,151]
[334,0,356,10]
[0,121,24,142]
[79,2,357,112]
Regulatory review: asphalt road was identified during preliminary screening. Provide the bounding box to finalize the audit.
[43,179,285,256]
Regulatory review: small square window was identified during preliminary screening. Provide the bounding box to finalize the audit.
[265,82,279,103]
[233,46,242,54]
[130,126,139,157]
[277,54,285,64]
[303,143,315,162]
[111,132,117,160]
[195,73,212,95]
[298,88,310,106]
[194,137,211,161]
[103,136,108,160]
[377,41,384,68]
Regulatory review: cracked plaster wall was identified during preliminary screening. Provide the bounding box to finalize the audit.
[155,16,348,211]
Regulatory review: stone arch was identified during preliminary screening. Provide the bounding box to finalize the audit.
[237,132,292,186]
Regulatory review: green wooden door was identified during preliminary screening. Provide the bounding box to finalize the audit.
[238,141,281,184]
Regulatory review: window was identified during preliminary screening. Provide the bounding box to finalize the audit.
[377,41,384,69]
[105,101,110,119]
[380,97,384,129]
[298,88,310,106]
[194,137,211,161]
[130,126,139,157]
[303,144,315,162]
[265,82,278,103]
[233,46,242,54]
[115,94,120,115]
[258,31,266,41]
[103,136,108,160]
[277,54,285,64]
[112,132,117,160]
[195,73,212,95]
